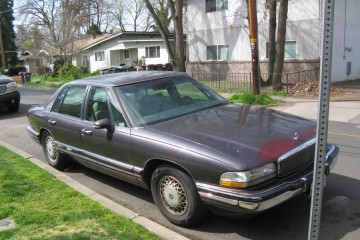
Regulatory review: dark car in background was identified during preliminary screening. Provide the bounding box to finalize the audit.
[0,75,20,112]
[26,71,338,226]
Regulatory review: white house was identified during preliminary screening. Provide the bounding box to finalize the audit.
[186,0,360,82]
[80,32,181,73]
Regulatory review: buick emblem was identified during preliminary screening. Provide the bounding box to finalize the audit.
[293,132,299,140]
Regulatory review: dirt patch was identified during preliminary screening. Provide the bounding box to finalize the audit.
[288,79,360,101]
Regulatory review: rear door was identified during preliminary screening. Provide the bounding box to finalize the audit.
[80,86,135,180]
[45,85,87,158]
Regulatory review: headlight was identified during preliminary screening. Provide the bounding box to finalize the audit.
[220,163,276,188]
[6,82,17,93]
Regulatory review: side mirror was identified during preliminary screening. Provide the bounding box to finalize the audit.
[94,118,114,131]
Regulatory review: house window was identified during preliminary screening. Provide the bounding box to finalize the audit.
[82,55,89,67]
[95,51,105,61]
[124,50,130,59]
[206,0,228,13]
[284,41,297,59]
[206,45,229,60]
[145,46,160,58]
[266,41,297,59]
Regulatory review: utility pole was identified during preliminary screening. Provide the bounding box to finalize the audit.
[248,0,260,95]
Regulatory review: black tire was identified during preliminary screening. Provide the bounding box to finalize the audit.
[151,165,208,226]
[42,131,71,170]
[8,103,19,112]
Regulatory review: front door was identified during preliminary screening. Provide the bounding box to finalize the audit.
[80,86,134,180]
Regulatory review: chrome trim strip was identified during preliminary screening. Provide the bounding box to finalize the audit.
[255,188,303,211]
[54,141,137,177]
[26,126,40,139]
[199,192,238,206]
[277,138,316,162]
[83,151,134,176]
[133,167,143,177]
[55,142,83,159]
[196,182,262,200]
[326,145,336,160]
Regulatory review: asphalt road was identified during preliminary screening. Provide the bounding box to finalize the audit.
[1,86,359,240]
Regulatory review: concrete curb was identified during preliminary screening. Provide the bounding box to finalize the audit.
[0,140,190,240]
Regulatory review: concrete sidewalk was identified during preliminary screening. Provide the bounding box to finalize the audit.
[270,97,360,124]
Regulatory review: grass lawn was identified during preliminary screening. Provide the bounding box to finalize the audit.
[229,92,285,105]
[23,72,99,88]
[0,146,160,240]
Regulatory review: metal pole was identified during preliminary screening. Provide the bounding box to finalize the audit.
[308,0,335,239]
[248,0,260,95]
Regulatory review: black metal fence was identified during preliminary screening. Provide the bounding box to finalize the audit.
[189,68,320,93]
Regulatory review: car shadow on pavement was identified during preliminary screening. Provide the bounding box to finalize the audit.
[63,163,155,205]
[0,103,36,119]
[61,160,360,240]
[186,173,360,240]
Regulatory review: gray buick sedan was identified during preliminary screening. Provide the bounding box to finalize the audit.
[27,71,338,226]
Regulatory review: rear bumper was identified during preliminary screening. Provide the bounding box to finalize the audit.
[0,91,20,107]
[26,125,41,144]
[196,144,339,217]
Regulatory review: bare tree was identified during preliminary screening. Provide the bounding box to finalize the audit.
[16,25,44,49]
[127,0,148,31]
[20,0,86,62]
[109,0,127,32]
[272,0,288,91]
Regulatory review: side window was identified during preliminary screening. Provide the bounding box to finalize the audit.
[56,86,86,118]
[51,86,69,113]
[109,93,127,127]
[86,87,110,122]
[86,87,127,127]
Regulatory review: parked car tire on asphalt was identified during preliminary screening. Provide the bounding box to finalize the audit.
[8,104,19,112]
[151,165,208,227]
[42,131,72,170]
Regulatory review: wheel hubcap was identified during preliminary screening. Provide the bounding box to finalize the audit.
[45,136,57,163]
[159,176,188,215]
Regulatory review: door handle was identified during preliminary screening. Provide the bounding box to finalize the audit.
[81,129,92,135]
[48,119,56,125]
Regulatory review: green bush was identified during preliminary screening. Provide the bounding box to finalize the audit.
[58,63,81,80]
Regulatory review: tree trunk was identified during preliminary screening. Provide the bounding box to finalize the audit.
[143,0,175,66]
[267,0,277,86]
[272,0,288,91]
[168,0,185,72]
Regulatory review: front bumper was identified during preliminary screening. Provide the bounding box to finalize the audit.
[196,144,339,217]
[0,91,20,107]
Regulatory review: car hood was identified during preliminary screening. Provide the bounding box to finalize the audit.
[146,103,316,169]
[0,76,14,84]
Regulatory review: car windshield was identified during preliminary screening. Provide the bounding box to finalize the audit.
[115,75,228,126]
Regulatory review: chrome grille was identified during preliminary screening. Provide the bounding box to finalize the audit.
[0,85,7,95]
[277,138,316,177]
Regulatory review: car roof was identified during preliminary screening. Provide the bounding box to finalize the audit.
[68,71,187,87]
